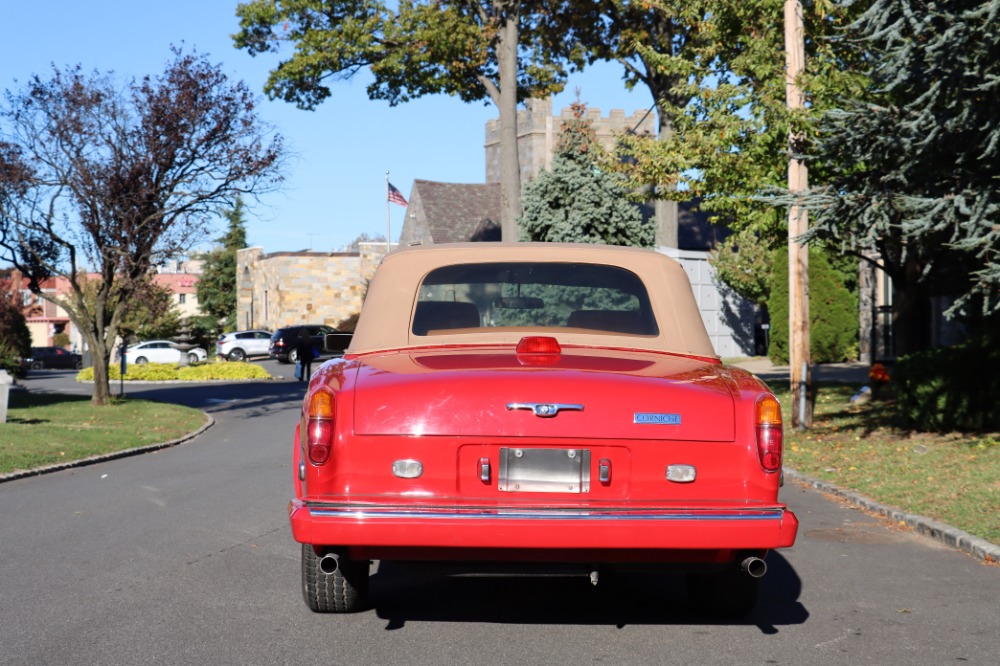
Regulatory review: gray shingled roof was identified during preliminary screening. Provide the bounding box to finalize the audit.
[411,179,723,250]
[413,180,501,243]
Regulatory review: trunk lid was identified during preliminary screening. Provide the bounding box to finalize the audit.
[352,346,735,441]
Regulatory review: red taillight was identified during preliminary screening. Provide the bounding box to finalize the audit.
[515,336,562,366]
[516,336,561,354]
[755,394,783,472]
[306,388,335,465]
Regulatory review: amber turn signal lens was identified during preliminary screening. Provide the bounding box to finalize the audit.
[756,395,782,425]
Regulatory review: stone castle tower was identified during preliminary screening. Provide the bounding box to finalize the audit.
[484,97,656,185]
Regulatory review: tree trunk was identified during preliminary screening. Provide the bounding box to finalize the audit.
[90,351,112,406]
[654,103,679,248]
[497,9,521,242]
[858,257,876,364]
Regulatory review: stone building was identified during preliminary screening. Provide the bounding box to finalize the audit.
[236,242,390,332]
[484,97,656,185]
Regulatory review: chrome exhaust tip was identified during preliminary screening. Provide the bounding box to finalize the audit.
[740,556,767,578]
[319,553,340,575]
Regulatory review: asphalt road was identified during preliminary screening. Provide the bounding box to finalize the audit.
[2,361,998,665]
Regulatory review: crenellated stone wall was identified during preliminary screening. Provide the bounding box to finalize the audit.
[484,97,656,185]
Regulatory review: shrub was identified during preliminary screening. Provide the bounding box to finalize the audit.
[76,360,271,382]
[893,331,1000,432]
[768,248,859,364]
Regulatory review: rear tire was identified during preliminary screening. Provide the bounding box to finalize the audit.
[686,567,760,617]
[289,349,299,364]
[301,544,369,613]
[228,348,247,362]
[135,356,148,365]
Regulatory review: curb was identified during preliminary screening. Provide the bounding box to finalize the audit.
[785,467,1000,564]
[0,412,215,484]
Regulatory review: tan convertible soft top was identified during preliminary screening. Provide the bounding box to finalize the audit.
[348,242,718,359]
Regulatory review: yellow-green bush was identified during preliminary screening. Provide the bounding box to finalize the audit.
[76,360,271,382]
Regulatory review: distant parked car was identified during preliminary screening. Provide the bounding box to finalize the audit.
[124,340,207,366]
[268,325,352,364]
[216,330,272,361]
[25,346,83,370]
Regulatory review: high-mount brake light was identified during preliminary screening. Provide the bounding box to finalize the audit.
[306,388,335,465]
[516,336,561,354]
[754,394,783,472]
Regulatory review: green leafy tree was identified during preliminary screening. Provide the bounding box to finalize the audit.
[590,0,868,293]
[519,100,652,247]
[786,0,1000,355]
[708,228,775,307]
[0,50,284,405]
[197,198,249,331]
[233,0,598,240]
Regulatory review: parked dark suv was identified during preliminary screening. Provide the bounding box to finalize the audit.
[25,346,83,370]
[269,325,352,364]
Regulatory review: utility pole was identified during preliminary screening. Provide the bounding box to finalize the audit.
[785,0,812,428]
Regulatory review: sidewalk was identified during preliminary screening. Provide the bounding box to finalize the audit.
[728,357,870,385]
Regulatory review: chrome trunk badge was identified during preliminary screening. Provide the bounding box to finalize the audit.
[634,412,682,425]
[506,402,584,418]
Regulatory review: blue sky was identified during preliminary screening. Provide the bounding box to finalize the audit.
[3,2,653,255]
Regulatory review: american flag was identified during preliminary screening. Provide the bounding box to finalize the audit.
[387,182,408,207]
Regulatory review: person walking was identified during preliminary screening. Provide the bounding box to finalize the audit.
[295,328,315,382]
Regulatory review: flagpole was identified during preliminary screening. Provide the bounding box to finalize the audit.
[385,171,391,252]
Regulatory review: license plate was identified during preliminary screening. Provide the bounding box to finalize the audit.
[498,447,591,493]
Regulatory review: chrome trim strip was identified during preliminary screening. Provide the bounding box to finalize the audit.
[307,506,786,521]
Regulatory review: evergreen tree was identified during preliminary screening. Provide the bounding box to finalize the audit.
[789,0,1000,353]
[197,198,249,331]
[768,247,859,364]
[519,101,652,247]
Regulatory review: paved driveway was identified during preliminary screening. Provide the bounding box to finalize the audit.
[2,363,998,665]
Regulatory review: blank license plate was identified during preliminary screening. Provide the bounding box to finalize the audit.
[498,448,591,493]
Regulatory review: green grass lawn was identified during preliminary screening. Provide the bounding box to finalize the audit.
[0,392,207,475]
[772,382,1000,546]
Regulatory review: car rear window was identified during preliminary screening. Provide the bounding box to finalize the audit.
[413,262,658,336]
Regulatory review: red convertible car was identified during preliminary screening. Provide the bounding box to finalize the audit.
[289,243,797,615]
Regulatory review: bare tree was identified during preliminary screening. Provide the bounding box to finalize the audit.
[0,48,284,405]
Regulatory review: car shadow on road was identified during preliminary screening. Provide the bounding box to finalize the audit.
[369,552,807,631]
[118,379,307,419]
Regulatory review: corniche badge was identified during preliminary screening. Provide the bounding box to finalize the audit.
[634,412,682,425]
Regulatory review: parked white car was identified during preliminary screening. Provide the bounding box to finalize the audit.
[216,330,272,361]
[124,340,207,366]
